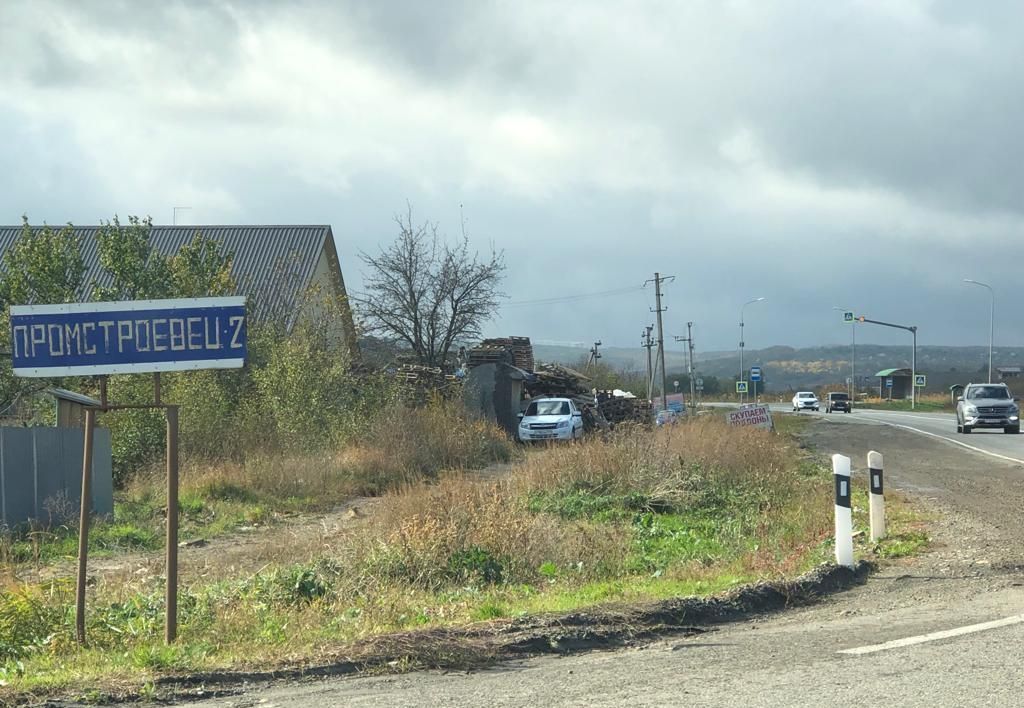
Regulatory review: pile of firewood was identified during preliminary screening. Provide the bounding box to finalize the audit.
[598,395,654,425]
[525,364,610,431]
[467,336,534,371]
[391,363,461,402]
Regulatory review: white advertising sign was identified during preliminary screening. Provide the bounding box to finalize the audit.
[727,404,774,431]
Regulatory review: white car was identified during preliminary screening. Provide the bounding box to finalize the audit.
[518,397,584,442]
[792,391,819,412]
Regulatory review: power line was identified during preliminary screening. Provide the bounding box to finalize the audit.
[501,285,645,308]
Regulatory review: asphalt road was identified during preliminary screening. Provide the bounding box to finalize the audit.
[184,412,1024,708]
[779,404,1024,465]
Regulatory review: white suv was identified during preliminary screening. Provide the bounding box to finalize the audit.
[792,391,819,412]
[518,398,584,442]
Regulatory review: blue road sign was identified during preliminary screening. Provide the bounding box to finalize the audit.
[750,366,762,382]
[10,297,247,377]
[885,377,893,388]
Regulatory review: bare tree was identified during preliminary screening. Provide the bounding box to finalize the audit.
[356,206,505,367]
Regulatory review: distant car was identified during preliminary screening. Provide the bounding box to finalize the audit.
[656,409,680,426]
[792,391,819,412]
[956,383,1020,434]
[826,392,851,413]
[518,397,584,442]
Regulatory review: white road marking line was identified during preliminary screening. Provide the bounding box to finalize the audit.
[838,614,1024,655]
[857,411,954,423]
[822,412,1024,466]
[860,419,1024,466]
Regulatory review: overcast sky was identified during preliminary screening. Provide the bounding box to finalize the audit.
[2,0,1022,354]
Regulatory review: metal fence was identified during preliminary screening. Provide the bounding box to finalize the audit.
[0,426,113,528]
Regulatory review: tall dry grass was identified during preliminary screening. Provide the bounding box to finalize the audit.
[515,417,793,509]
[126,398,517,513]
[339,416,827,591]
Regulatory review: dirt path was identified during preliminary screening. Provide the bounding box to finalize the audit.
[14,461,523,588]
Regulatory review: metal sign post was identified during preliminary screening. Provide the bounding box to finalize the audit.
[750,366,762,402]
[857,316,918,409]
[10,296,246,645]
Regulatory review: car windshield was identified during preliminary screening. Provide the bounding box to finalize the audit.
[967,386,1011,400]
[526,400,570,416]
[798,393,815,398]
[830,393,849,400]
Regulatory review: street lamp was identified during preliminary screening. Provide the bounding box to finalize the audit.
[833,306,856,400]
[739,297,765,402]
[963,279,994,384]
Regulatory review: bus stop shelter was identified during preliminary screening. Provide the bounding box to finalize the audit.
[875,368,911,400]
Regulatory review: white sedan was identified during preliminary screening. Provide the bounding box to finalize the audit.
[792,391,820,412]
[518,398,584,442]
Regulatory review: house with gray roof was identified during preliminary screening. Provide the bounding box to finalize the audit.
[0,224,359,359]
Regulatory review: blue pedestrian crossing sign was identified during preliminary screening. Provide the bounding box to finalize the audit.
[750,366,762,382]
[915,374,927,387]
[843,311,855,323]
[736,381,749,394]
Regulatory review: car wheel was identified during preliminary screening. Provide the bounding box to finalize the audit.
[963,424,972,434]
[1005,426,1020,434]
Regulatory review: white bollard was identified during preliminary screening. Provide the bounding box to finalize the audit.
[868,450,886,542]
[832,454,854,568]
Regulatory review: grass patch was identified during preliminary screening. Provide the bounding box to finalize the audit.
[0,416,864,701]
[857,395,952,412]
[874,531,930,558]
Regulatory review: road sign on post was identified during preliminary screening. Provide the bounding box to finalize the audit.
[10,296,247,647]
[736,381,748,394]
[915,374,927,387]
[11,297,247,376]
[885,377,893,388]
[843,311,854,323]
[750,366,762,382]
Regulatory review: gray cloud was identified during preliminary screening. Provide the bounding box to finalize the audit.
[2,0,1024,353]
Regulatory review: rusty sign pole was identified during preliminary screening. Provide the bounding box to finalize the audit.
[10,296,248,648]
[75,407,97,645]
[165,403,179,643]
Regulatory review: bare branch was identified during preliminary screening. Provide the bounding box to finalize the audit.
[353,206,506,367]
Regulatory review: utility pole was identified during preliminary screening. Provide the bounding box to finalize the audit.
[686,322,696,409]
[673,334,690,408]
[642,326,655,400]
[674,323,697,411]
[740,298,766,404]
[587,340,602,370]
[646,273,674,412]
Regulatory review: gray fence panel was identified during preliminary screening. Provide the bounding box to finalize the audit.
[1,428,37,528]
[0,426,113,528]
[90,430,113,516]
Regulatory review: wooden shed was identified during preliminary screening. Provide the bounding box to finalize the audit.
[49,388,101,428]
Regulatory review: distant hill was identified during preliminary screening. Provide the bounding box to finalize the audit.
[533,343,1022,391]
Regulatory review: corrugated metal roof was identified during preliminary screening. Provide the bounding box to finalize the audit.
[874,368,911,377]
[47,387,101,406]
[0,224,337,323]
